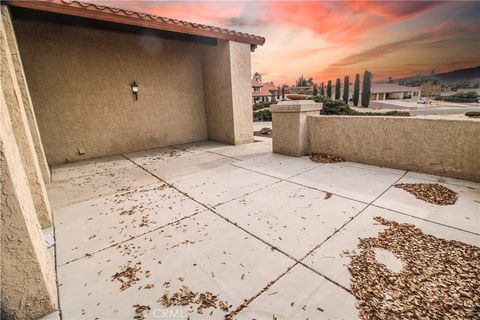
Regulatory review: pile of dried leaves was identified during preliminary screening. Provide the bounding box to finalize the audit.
[309,153,345,163]
[254,127,272,137]
[348,217,480,319]
[111,264,141,291]
[160,285,230,315]
[395,183,458,205]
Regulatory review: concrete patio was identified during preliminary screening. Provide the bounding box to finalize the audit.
[47,138,479,319]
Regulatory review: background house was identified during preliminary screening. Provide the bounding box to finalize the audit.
[333,83,421,102]
[252,80,281,103]
[370,83,421,101]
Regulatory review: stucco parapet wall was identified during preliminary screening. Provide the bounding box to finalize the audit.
[271,100,322,113]
[306,115,480,182]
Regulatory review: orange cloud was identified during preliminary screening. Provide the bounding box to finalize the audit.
[264,1,444,44]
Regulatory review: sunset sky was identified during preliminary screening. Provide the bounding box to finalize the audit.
[95,1,480,85]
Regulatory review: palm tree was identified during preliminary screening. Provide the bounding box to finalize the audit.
[252,72,262,83]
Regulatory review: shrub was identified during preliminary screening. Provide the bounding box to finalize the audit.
[465,111,480,118]
[320,98,409,116]
[253,108,272,121]
[343,76,349,103]
[252,101,277,111]
[353,74,360,106]
[327,80,332,98]
[361,70,372,107]
[439,91,479,103]
[335,78,341,100]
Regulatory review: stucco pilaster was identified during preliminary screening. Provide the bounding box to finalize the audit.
[0,19,52,228]
[202,40,253,145]
[271,100,322,157]
[1,5,51,182]
[0,93,58,319]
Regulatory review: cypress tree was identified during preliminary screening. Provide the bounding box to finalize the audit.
[353,73,360,106]
[281,85,285,100]
[320,82,325,96]
[361,71,372,107]
[335,78,341,100]
[343,76,349,103]
[327,80,332,98]
[313,85,318,96]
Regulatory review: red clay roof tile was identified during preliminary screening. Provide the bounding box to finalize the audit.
[5,0,265,46]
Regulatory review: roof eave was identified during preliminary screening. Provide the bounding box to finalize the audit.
[4,0,266,46]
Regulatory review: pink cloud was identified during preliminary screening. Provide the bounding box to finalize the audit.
[264,1,444,44]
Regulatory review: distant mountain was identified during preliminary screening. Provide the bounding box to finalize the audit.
[435,65,480,82]
[395,65,480,86]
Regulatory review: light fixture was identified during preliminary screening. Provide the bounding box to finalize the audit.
[131,81,138,100]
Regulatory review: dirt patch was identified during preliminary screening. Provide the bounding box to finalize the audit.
[254,127,272,137]
[395,183,458,205]
[348,217,480,319]
[310,153,345,163]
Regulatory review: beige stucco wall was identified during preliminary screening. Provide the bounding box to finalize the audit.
[13,15,209,164]
[271,100,322,156]
[1,90,58,319]
[202,40,253,145]
[307,116,480,182]
[1,17,52,228]
[1,6,51,182]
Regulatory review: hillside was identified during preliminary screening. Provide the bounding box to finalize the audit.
[436,65,480,82]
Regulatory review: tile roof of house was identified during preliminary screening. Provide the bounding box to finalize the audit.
[251,79,263,87]
[252,81,279,97]
[5,0,265,46]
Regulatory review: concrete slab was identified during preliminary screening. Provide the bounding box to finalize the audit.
[170,164,279,207]
[173,140,232,154]
[57,211,294,320]
[47,162,157,210]
[210,141,272,160]
[303,206,480,289]
[38,311,60,320]
[340,161,406,176]
[236,265,358,319]
[51,155,132,181]
[405,171,480,189]
[289,163,405,203]
[374,176,480,233]
[253,136,272,143]
[253,121,272,132]
[233,153,322,180]
[125,148,235,182]
[54,182,205,265]
[215,181,366,259]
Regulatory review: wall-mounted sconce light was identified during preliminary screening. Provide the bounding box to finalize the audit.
[131,81,138,100]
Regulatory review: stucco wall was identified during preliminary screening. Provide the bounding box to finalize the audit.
[1,16,52,228]
[13,15,209,164]
[202,40,253,145]
[1,89,58,320]
[307,116,480,182]
[1,6,51,182]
